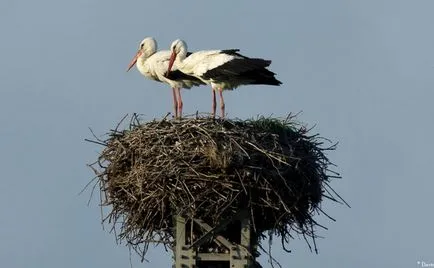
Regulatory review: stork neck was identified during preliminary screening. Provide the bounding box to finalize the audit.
[176,47,188,62]
[136,52,150,75]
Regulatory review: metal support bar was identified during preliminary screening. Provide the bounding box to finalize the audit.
[174,216,195,268]
[189,210,248,250]
[173,210,255,268]
[192,219,234,250]
[230,217,253,267]
[196,253,231,261]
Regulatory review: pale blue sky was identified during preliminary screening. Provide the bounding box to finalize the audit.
[1,0,433,267]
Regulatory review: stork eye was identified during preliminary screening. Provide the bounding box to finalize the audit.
[140,43,144,49]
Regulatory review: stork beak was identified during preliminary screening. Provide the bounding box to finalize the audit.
[127,50,142,72]
[166,50,177,76]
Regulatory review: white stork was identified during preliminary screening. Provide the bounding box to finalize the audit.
[127,37,205,118]
[166,39,282,118]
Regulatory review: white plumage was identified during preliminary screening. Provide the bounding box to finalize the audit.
[175,51,239,78]
[127,37,204,118]
[167,39,282,118]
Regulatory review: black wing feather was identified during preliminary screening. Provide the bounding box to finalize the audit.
[202,58,271,79]
[200,48,281,86]
[166,70,206,86]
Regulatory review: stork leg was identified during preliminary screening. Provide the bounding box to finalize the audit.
[218,88,225,118]
[172,87,178,118]
[211,87,217,118]
[176,87,183,118]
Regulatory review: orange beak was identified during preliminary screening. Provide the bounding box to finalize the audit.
[127,50,142,72]
[166,50,177,76]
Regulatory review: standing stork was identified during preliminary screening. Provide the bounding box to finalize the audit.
[127,37,205,118]
[166,39,282,118]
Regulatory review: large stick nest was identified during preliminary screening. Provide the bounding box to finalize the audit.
[88,114,345,258]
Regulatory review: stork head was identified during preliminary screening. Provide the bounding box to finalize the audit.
[127,37,157,72]
[167,39,187,75]
[170,39,187,55]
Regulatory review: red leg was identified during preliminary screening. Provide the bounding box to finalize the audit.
[172,87,178,118]
[211,87,216,118]
[176,87,183,118]
[219,88,225,118]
